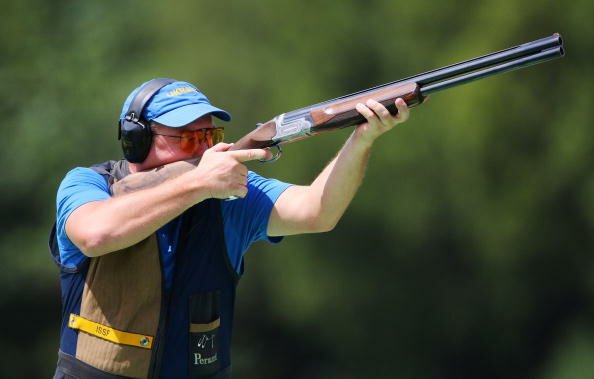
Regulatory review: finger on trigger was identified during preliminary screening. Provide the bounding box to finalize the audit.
[232,149,271,162]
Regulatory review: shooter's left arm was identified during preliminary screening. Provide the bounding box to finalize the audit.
[267,98,410,236]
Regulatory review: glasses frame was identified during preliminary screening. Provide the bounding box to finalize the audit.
[152,127,225,153]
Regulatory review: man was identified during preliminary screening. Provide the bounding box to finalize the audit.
[51,78,409,379]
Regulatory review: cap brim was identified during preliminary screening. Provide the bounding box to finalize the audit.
[152,103,231,127]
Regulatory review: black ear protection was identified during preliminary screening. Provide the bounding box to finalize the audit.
[118,78,176,163]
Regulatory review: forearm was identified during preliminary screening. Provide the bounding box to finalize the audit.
[268,130,372,236]
[66,171,209,256]
[308,130,372,228]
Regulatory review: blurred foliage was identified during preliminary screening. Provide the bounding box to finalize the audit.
[0,0,592,378]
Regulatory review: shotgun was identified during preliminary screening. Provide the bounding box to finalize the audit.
[231,33,564,157]
[111,33,564,195]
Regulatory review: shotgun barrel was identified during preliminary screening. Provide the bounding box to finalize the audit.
[309,33,564,104]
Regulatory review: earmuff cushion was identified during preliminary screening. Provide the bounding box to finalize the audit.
[119,118,153,163]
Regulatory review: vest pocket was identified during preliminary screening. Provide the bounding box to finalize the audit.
[189,290,221,378]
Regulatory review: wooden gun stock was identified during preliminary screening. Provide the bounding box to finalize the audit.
[110,159,199,196]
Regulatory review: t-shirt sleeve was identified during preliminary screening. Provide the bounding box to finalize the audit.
[56,167,111,268]
[221,171,292,271]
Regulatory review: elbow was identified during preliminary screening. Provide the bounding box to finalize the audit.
[72,230,111,257]
[307,215,339,234]
[81,241,106,258]
[65,202,119,257]
[299,203,342,233]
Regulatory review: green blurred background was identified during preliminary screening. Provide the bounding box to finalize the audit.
[1,0,592,378]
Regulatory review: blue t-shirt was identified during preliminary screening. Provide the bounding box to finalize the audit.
[56,167,291,289]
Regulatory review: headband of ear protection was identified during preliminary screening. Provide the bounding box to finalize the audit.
[118,78,176,163]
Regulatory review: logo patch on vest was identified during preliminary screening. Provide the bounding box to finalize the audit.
[189,291,222,377]
[190,318,220,375]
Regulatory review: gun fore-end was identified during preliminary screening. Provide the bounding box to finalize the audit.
[309,82,423,133]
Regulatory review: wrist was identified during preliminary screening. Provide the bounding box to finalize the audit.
[177,170,212,204]
[350,128,376,150]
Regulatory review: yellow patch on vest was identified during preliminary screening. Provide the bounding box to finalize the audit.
[69,313,153,349]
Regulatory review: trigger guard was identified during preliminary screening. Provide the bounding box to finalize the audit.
[259,145,282,163]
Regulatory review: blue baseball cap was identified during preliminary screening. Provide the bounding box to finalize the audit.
[120,80,231,127]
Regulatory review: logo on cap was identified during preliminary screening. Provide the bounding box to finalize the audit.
[167,87,198,97]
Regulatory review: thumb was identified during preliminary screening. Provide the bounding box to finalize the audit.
[209,142,234,152]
